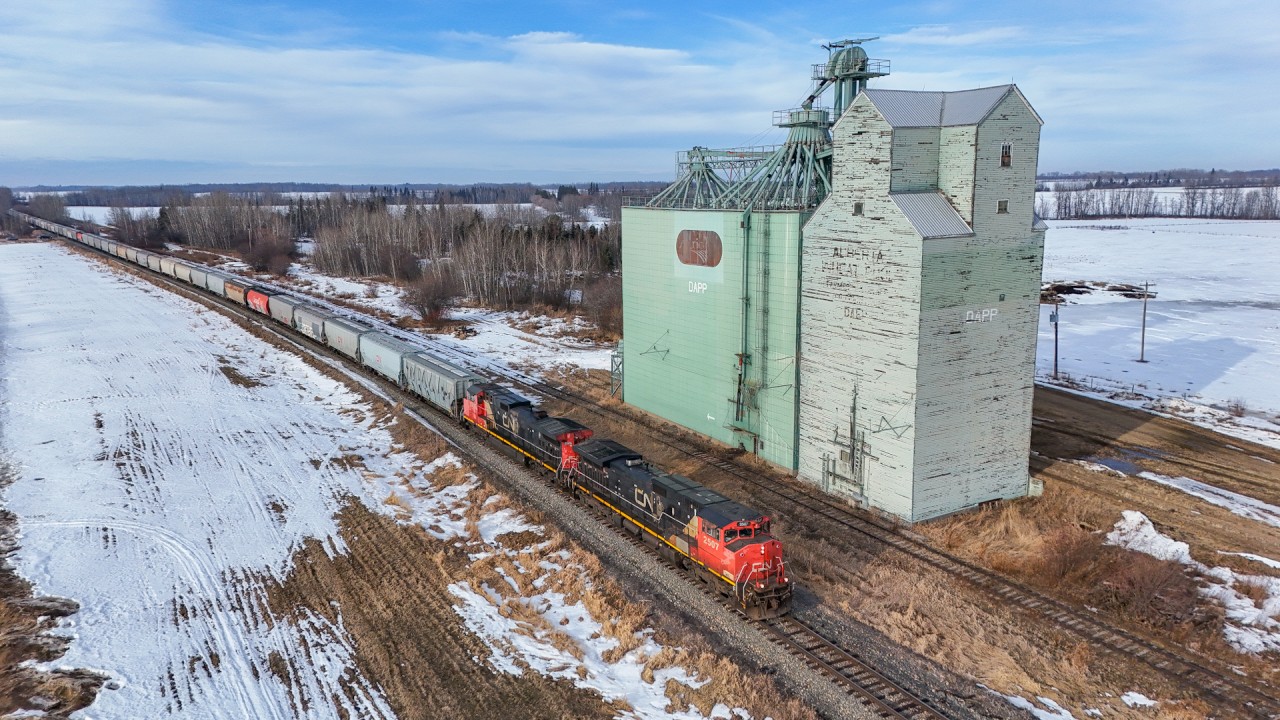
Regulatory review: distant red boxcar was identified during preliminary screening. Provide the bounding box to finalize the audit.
[246,288,272,315]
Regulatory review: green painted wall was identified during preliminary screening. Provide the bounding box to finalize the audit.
[621,206,806,469]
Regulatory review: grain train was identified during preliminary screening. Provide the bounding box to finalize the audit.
[10,210,793,618]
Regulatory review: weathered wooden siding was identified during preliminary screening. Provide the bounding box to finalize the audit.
[799,88,1043,523]
[890,128,940,193]
[938,125,976,223]
[912,91,1043,521]
[799,96,922,519]
[912,234,1043,520]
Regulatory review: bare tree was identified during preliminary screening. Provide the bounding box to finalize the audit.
[28,194,66,222]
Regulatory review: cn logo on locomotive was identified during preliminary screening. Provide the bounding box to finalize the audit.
[634,487,664,517]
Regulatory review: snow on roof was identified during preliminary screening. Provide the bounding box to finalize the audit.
[863,85,1017,127]
[891,192,974,239]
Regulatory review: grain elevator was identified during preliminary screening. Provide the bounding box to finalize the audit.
[620,40,1045,522]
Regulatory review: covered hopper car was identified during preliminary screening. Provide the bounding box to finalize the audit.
[8,209,795,620]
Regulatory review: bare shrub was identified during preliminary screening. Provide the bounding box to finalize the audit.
[583,274,622,338]
[406,272,459,323]
[1034,525,1104,587]
[312,208,423,281]
[27,194,66,222]
[164,192,288,251]
[240,234,296,275]
[1226,397,1247,417]
[1091,551,1199,626]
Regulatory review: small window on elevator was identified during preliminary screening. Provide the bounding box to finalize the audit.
[1000,143,1012,168]
[997,199,1010,214]
[853,201,864,216]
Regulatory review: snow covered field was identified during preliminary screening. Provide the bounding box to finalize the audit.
[1038,218,1280,447]
[429,307,613,373]
[0,244,402,718]
[66,206,158,224]
[0,244,735,719]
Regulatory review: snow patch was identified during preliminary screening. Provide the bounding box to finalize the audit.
[447,581,718,720]
[1137,471,1280,528]
[1219,552,1280,570]
[995,692,1077,720]
[1121,691,1157,708]
[1106,511,1280,653]
[1105,511,1193,564]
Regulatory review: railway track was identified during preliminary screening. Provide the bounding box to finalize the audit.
[367,332,1280,716]
[1030,408,1280,500]
[66,237,1280,718]
[553,464,951,720]
[761,618,947,720]
[94,249,941,720]
[389,343,1280,714]
[443,398,949,720]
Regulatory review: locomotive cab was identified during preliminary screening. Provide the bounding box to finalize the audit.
[462,384,493,428]
[695,511,791,619]
[532,417,593,483]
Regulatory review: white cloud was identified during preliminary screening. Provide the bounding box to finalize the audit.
[0,11,799,182]
[883,24,1024,46]
[1,1,1279,183]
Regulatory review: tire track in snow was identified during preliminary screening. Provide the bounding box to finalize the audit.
[2,244,404,719]
[25,518,289,720]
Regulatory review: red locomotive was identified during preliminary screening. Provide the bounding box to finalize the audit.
[19,211,794,619]
[464,383,792,618]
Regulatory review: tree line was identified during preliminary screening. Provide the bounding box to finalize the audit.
[30,181,665,214]
[1038,167,1280,189]
[1038,184,1280,220]
[102,192,623,332]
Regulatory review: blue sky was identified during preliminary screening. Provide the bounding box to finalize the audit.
[1,0,1277,185]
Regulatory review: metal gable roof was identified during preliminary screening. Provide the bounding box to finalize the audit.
[864,85,1014,128]
[891,192,974,239]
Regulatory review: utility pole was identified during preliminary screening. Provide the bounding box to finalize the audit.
[1050,298,1060,379]
[1138,281,1156,363]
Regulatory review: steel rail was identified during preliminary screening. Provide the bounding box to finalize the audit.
[63,240,946,720]
[44,228,1280,718]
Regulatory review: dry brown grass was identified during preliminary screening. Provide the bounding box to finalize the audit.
[137,291,847,718]
[928,491,1201,640]
[383,491,412,516]
[922,482,1218,637]
[0,595,104,716]
[218,362,265,388]
[644,642,818,720]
